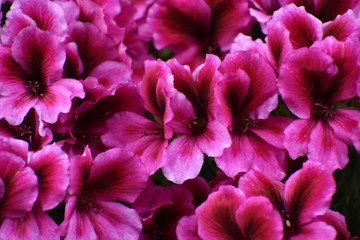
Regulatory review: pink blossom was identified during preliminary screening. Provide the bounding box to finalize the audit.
[238,161,337,239]
[1,0,67,46]
[102,60,173,174]
[60,147,148,239]
[162,55,231,184]
[215,51,291,180]
[196,185,283,239]
[0,26,84,125]
[147,0,250,68]
[279,37,360,170]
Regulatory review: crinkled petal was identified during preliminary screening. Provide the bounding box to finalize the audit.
[29,145,69,211]
[327,109,360,145]
[0,211,40,239]
[317,210,350,240]
[323,10,360,42]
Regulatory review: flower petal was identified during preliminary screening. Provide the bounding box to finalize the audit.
[290,221,336,240]
[176,215,201,240]
[235,196,283,240]
[83,148,148,203]
[29,145,70,211]
[317,210,350,240]
[285,161,336,228]
[163,136,203,184]
[196,185,245,239]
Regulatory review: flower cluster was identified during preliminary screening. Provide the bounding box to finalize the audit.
[0,0,359,239]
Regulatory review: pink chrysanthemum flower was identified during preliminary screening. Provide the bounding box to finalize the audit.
[0,26,84,125]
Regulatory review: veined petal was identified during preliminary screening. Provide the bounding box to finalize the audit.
[285,162,336,228]
[102,112,168,174]
[0,212,40,240]
[88,201,142,240]
[2,0,67,46]
[278,47,338,118]
[238,170,285,212]
[215,134,255,178]
[313,37,360,102]
[235,196,283,240]
[197,120,231,157]
[0,163,38,218]
[208,0,250,51]
[327,109,360,145]
[196,185,246,239]
[323,10,360,42]
[308,120,349,170]
[272,4,322,49]
[28,145,70,211]
[220,51,277,117]
[163,136,203,184]
[0,93,37,125]
[284,119,317,159]
[11,26,65,85]
[83,148,148,203]
[0,178,4,200]
[147,0,211,49]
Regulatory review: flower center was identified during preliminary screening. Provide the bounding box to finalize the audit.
[26,80,45,96]
[188,116,206,135]
[313,103,336,119]
[233,118,257,134]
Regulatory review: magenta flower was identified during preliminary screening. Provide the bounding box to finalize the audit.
[60,147,148,239]
[0,108,52,151]
[132,180,195,240]
[317,210,351,240]
[0,26,84,125]
[238,161,337,239]
[196,185,283,239]
[278,37,360,170]
[162,55,231,184]
[102,60,174,174]
[215,51,291,180]
[147,0,250,68]
[1,0,67,46]
[0,144,69,239]
[266,4,322,70]
[0,139,38,219]
[280,0,359,22]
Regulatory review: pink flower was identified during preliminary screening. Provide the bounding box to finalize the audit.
[279,37,360,170]
[0,139,38,219]
[132,180,195,240]
[0,26,84,125]
[196,185,283,239]
[280,0,359,22]
[238,161,337,239]
[162,55,231,184]
[102,60,174,174]
[215,51,291,180]
[0,108,52,151]
[60,147,148,239]
[1,0,67,46]
[317,210,351,240]
[147,0,250,68]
